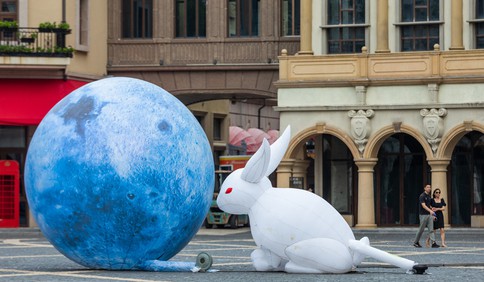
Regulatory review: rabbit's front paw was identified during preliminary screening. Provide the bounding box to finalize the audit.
[251,248,284,271]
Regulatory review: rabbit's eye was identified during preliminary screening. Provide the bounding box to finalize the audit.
[225,187,233,194]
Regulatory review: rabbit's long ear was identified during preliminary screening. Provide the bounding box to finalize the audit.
[265,125,291,176]
[241,139,271,183]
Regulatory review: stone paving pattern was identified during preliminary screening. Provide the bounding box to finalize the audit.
[1,227,483,281]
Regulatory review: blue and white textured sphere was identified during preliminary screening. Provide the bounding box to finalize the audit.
[25,77,214,270]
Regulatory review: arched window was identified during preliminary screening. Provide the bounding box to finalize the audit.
[450,132,484,225]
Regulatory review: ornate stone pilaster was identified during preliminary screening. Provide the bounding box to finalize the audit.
[428,159,451,227]
[376,0,390,53]
[428,84,439,103]
[355,159,378,228]
[355,86,367,105]
[449,0,464,50]
[348,109,375,154]
[276,159,295,188]
[298,0,313,55]
[420,108,447,154]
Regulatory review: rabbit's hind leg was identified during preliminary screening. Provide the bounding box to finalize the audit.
[250,247,286,271]
[284,238,354,274]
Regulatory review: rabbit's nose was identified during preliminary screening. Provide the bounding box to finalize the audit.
[225,187,233,194]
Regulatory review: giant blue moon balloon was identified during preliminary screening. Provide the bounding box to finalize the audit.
[24,77,215,270]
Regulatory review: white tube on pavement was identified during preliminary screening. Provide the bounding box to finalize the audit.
[348,239,416,270]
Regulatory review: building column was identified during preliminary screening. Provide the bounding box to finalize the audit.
[450,0,464,50]
[355,159,378,228]
[292,159,310,188]
[298,0,313,55]
[375,0,390,53]
[428,159,451,226]
[277,159,295,188]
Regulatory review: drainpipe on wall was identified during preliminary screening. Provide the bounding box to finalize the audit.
[62,0,66,23]
[257,100,266,129]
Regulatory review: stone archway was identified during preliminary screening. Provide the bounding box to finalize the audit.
[355,123,432,227]
[438,121,484,226]
[279,123,360,226]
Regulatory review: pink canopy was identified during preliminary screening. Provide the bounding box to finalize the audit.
[246,128,271,154]
[267,129,280,144]
[229,126,280,154]
[229,126,256,149]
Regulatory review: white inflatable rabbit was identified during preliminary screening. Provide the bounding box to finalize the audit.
[217,126,426,274]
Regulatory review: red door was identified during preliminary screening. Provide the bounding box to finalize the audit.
[0,160,19,228]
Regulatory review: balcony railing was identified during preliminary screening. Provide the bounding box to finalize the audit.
[0,27,73,58]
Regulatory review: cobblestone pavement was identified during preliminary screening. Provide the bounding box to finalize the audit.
[0,227,483,281]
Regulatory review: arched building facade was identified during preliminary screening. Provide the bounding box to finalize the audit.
[275,0,484,228]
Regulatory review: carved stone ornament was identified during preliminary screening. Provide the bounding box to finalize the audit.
[348,109,375,153]
[420,108,447,154]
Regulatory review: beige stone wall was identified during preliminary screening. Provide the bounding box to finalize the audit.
[25,0,108,80]
[66,0,108,79]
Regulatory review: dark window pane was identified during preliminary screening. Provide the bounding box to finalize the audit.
[402,0,414,22]
[415,26,426,37]
[122,0,132,37]
[342,41,353,53]
[477,23,484,49]
[228,0,236,36]
[122,0,153,38]
[415,39,427,50]
[342,27,351,39]
[282,0,301,36]
[186,0,196,37]
[402,39,412,51]
[328,28,340,39]
[429,0,439,21]
[478,23,484,34]
[198,0,206,36]
[328,0,340,25]
[239,0,249,36]
[400,0,440,52]
[229,0,259,37]
[176,0,206,37]
[478,0,484,19]
[355,27,365,39]
[342,0,352,9]
[329,41,340,53]
[176,1,184,37]
[144,0,152,37]
[355,0,365,23]
[355,40,365,52]
[251,0,259,35]
[326,1,365,54]
[401,26,413,37]
[415,8,427,21]
[294,0,301,34]
[1,1,16,12]
[342,11,353,24]
[429,25,439,36]
[282,0,291,35]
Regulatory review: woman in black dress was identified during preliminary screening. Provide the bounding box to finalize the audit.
[431,188,447,247]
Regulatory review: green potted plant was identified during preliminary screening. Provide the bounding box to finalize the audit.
[38,21,56,32]
[0,20,18,31]
[57,22,70,31]
[20,32,38,44]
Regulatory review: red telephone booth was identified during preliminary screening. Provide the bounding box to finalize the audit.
[0,160,20,228]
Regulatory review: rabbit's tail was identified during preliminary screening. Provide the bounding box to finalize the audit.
[348,237,416,270]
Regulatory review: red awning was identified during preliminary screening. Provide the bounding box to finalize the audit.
[0,79,88,125]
